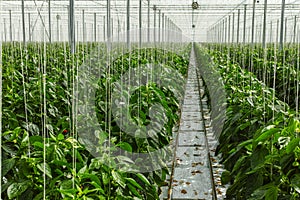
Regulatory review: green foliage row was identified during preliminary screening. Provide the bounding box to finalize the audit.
[2,42,191,199]
[195,44,300,199]
[206,44,300,109]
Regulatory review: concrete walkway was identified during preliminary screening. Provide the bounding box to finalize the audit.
[160,47,220,200]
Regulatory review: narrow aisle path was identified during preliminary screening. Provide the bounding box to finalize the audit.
[168,47,216,199]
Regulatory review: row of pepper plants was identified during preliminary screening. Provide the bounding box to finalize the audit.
[2,42,190,199]
[195,44,300,199]
[206,44,299,110]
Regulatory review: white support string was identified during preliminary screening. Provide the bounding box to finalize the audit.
[42,26,47,200]
[19,42,30,158]
[296,28,300,118]
[263,44,267,125]
[0,3,2,196]
[272,39,277,123]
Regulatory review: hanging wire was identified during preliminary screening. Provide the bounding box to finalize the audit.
[42,24,48,200]
[73,32,80,195]
[19,41,31,158]
[296,27,300,118]
[71,28,77,191]
[282,32,287,120]
[107,1,112,197]
[272,35,278,123]
[0,0,3,194]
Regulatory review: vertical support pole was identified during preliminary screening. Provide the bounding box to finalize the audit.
[221,22,223,43]
[277,19,280,44]
[48,0,51,42]
[103,16,106,42]
[224,18,227,44]
[21,0,26,44]
[117,19,120,43]
[98,24,100,42]
[28,13,31,42]
[123,21,125,42]
[82,10,85,42]
[4,19,7,42]
[107,0,111,50]
[219,21,224,43]
[210,26,212,43]
[279,0,285,50]
[212,26,214,43]
[56,14,59,42]
[158,9,161,43]
[94,13,97,42]
[166,16,168,42]
[139,0,142,48]
[60,24,63,41]
[259,23,262,43]
[168,16,171,42]
[218,22,222,43]
[270,21,273,43]
[251,0,256,45]
[237,9,240,43]
[262,0,267,48]
[219,22,221,43]
[9,10,12,42]
[147,0,150,43]
[218,23,220,43]
[211,27,213,43]
[126,0,130,49]
[284,18,287,43]
[162,13,165,43]
[76,21,79,42]
[232,13,235,43]
[293,16,297,44]
[153,5,157,44]
[243,4,247,44]
[228,15,231,43]
[69,0,75,54]
[111,20,114,42]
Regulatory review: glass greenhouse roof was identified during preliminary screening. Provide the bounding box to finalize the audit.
[1,0,300,42]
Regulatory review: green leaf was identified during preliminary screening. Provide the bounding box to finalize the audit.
[90,181,105,194]
[102,172,109,185]
[33,141,44,149]
[7,182,29,199]
[21,131,29,148]
[251,146,268,169]
[127,183,142,198]
[57,133,64,141]
[221,170,231,184]
[125,178,143,190]
[78,165,87,175]
[136,173,151,186]
[265,186,278,200]
[112,170,126,188]
[59,180,77,199]
[29,135,43,144]
[286,138,300,154]
[33,192,44,200]
[247,96,254,107]
[255,126,279,143]
[37,163,52,178]
[117,142,132,152]
[2,158,15,176]
[291,174,300,193]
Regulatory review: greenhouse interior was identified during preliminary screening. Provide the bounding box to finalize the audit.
[1,0,300,199]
